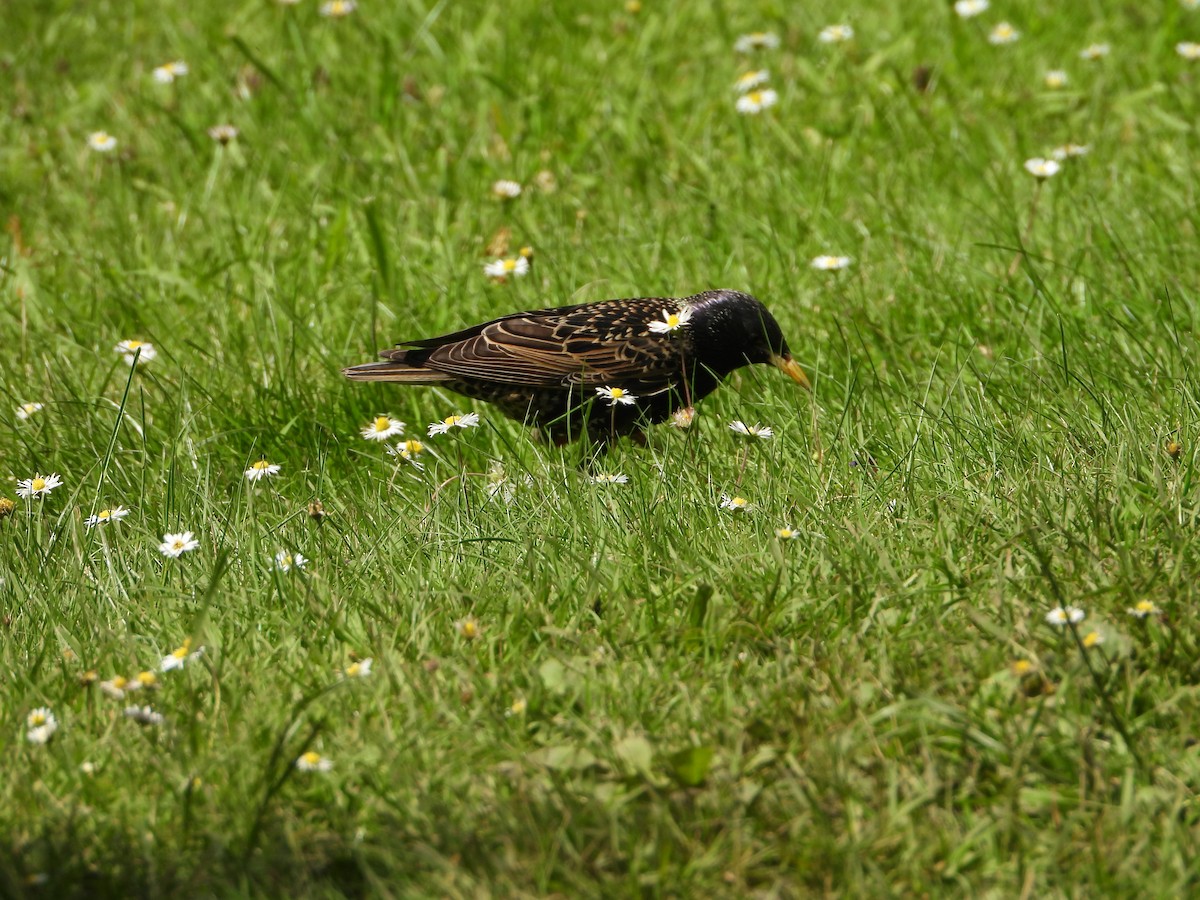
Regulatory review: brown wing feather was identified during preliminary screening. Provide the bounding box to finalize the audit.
[419,297,690,389]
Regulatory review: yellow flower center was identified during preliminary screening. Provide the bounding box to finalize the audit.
[172,539,186,551]
[126,340,143,349]
[666,314,680,327]
[137,671,156,686]
[731,497,746,507]
[461,620,478,638]
[172,645,189,659]
[403,439,424,454]
[1012,660,1033,676]
[280,555,293,568]
[112,676,128,689]
[31,478,46,491]
[502,259,518,273]
[346,663,362,677]
[301,751,322,766]
[372,417,391,432]
[30,712,46,726]
[444,415,463,426]
[97,509,111,520]
[1082,631,1102,648]
[252,460,273,470]
[22,404,37,414]
[747,91,762,104]
[1135,601,1155,613]
[778,529,794,539]
[609,388,626,399]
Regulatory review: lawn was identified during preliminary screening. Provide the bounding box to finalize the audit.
[3,0,1200,896]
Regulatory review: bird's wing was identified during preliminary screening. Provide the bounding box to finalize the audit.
[418,298,690,389]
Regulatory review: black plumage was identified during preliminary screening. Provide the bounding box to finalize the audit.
[343,288,809,445]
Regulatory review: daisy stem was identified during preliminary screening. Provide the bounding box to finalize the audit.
[1009,180,1042,276]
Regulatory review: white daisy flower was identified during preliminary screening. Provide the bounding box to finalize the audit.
[1044,70,1069,88]
[729,421,774,439]
[491,179,522,199]
[99,676,129,699]
[361,415,405,441]
[208,124,239,144]
[596,386,636,406]
[988,22,1019,45]
[16,473,63,499]
[319,0,356,16]
[775,526,799,540]
[16,402,43,420]
[245,460,281,481]
[388,438,427,469]
[734,32,780,53]
[734,70,770,93]
[296,751,333,771]
[1050,143,1089,161]
[811,254,852,271]
[455,615,481,639]
[590,473,630,484]
[1024,158,1061,178]
[27,724,57,745]
[87,131,117,152]
[736,89,778,115]
[818,25,854,44]
[719,494,752,512]
[152,61,188,84]
[1045,606,1086,626]
[115,339,157,365]
[161,639,204,672]
[669,407,696,429]
[85,506,130,528]
[1127,600,1162,619]
[1177,42,1200,61]
[26,708,57,733]
[159,531,199,558]
[647,306,693,334]
[483,256,530,279]
[427,412,481,436]
[954,0,989,18]
[123,705,166,726]
[1079,43,1110,61]
[274,550,307,572]
[344,658,372,678]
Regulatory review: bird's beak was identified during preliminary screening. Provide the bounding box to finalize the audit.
[772,354,811,391]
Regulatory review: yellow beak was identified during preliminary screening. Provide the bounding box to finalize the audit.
[772,354,811,391]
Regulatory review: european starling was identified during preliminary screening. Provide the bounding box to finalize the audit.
[343,288,809,445]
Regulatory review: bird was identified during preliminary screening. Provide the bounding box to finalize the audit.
[343,288,809,445]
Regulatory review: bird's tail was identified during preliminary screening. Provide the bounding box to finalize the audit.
[342,350,453,383]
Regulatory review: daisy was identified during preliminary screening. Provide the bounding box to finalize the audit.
[427,412,481,436]
[344,658,372,678]
[734,70,769,93]
[123,706,165,726]
[135,670,157,689]
[26,708,58,746]
[1082,631,1104,648]
[16,473,63,499]
[729,421,774,439]
[161,638,204,671]
[670,407,696,429]
[388,438,427,469]
[484,257,530,279]
[87,131,117,152]
[1079,43,1110,61]
[954,0,988,17]
[1128,600,1161,618]
[296,751,333,771]
[152,61,188,84]
[775,526,799,540]
[361,415,405,441]
[590,473,630,484]
[720,495,752,512]
[455,615,481,640]
[1177,42,1200,61]
[1044,70,1069,88]
[596,386,636,406]
[115,339,157,365]
[85,506,130,528]
[811,254,852,271]
[818,25,854,44]
[1051,143,1089,160]
[647,306,693,334]
[1011,659,1036,676]
[1045,606,1085,626]
[245,460,281,481]
[274,550,307,572]
[208,124,239,144]
[99,676,129,699]
[16,402,43,420]
[159,531,199,558]
[734,32,780,53]
[988,22,1019,45]
[491,179,522,199]
[1024,158,1060,178]
[319,0,356,16]
[507,697,527,717]
[735,89,778,114]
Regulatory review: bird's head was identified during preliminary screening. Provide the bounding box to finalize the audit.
[688,289,810,389]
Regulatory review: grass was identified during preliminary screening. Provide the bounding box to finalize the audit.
[3,0,1200,895]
